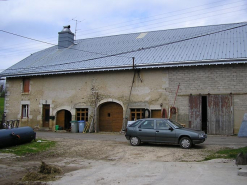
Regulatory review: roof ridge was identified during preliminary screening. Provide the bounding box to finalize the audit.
[76,21,247,41]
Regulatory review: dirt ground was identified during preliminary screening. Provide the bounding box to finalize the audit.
[0,137,229,185]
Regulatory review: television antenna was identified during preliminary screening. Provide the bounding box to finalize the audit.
[72,18,83,41]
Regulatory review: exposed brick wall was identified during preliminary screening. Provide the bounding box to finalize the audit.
[167,63,247,133]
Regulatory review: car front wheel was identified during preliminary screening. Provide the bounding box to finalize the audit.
[179,137,192,149]
[130,137,140,146]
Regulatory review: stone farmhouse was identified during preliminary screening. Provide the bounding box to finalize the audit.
[1,22,247,134]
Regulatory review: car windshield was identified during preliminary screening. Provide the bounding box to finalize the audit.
[129,120,143,127]
[167,119,183,129]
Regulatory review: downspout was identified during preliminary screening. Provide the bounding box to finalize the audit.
[122,57,136,131]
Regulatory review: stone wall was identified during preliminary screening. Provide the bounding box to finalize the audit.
[4,64,247,133]
[5,69,169,129]
[167,64,247,134]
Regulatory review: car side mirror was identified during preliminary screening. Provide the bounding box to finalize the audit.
[169,127,174,131]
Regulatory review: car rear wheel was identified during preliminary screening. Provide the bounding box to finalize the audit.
[130,137,140,146]
[179,137,192,149]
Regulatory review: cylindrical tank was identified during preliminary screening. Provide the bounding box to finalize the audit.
[0,127,36,148]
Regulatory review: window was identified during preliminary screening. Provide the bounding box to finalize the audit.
[22,104,29,118]
[76,108,88,121]
[23,78,30,93]
[129,120,143,127]
[139,120,154,129]
[156,120,169,129]
[130,109,144,121]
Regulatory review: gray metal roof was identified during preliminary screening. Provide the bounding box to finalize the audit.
[1,22,247,77]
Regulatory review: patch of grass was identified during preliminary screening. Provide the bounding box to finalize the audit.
[0,97,4,120]
[0,139,56,156]
[204,147,247,161]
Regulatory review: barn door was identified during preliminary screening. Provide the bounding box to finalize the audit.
[99,102,123,132]
[189,95,202,130]
[207,95,233,135]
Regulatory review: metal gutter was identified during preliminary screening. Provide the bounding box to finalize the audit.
[2,58,247,78]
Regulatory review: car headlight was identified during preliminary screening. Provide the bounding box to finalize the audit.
[198,133,204,138]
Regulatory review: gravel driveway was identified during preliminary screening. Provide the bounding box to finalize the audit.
[0,131,246,184]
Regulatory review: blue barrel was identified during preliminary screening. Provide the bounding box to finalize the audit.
[78,120,85,133]
[0,127,36,148]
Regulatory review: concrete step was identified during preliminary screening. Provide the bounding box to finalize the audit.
[238,165,247,176]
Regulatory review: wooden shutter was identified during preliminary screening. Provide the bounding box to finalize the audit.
[23,79,30,93]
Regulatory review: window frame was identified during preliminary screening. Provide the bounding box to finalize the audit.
[21,104,29,118]
[130,108,145,121]
[76,108,88,121]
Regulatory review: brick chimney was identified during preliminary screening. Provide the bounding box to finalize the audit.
[58,25,74,49]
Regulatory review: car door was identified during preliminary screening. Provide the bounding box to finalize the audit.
[155,120,176,143]
[137,120,155,142]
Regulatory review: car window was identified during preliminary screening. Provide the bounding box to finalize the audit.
[129,120,142,127]
[156,120,169,130]
[167,119,183,128]
[139,120,154,129]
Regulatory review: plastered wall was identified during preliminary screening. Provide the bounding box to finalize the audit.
[5,69,169,129]
[5,64,247,134]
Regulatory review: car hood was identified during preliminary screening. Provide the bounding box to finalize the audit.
[179,128,205,134]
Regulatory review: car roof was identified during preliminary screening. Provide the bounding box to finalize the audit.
[139,118,169,120]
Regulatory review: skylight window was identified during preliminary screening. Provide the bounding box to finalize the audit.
[137,32,148,39]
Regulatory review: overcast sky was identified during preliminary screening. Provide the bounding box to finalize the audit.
[0,0,247,72]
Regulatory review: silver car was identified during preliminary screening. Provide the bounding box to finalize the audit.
[125,118,207,149]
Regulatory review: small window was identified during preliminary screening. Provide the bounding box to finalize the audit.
[76,108,88,121]
[156,120,169,129]
[130,108,144,121]
[23,79,30,93]
[22,104,29,118]
[139,120,154,129]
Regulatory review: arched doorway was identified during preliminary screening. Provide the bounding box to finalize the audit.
[99,102,123,132]
[56,110,72,130]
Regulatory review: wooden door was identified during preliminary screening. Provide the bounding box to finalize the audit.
[151,110,162,118]
[207,94,233,135]
[56,110,65,128]
[42,105,50,127]
[99,102,123,132]
[189,95,202,130]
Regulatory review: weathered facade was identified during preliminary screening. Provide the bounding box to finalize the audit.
[1,23,247,134]
[4,69,169,132]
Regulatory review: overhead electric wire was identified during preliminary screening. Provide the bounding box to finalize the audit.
[0,29,131,59]
[0,0,245,56]
[2,22,247,73]
[0,0,245,51]
[1,7,246,57]
[78,6,247,38]
[1,0,246,62]
[77,0,244,34]
[4,4,245,56]
[77,1,246,36]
